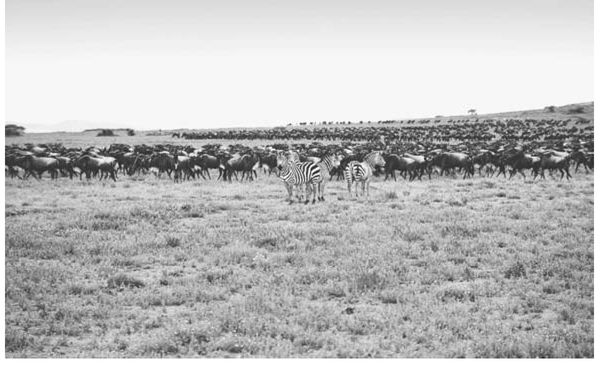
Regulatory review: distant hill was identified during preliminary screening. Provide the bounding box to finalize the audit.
[24,120,133,133]
[443,102,593,121]
[19,101,593,133]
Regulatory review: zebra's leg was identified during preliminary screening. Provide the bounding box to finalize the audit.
[318,181,323,201]
[284,182,293,203]
[304,183,309,203]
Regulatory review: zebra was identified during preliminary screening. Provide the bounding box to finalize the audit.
[276,151,321,204]
[315,153,343,201]
[345,151,386,198]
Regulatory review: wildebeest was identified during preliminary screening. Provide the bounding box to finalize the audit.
[196,154,224,180]
[402,152,430,180]
[224,152,261,182]
[571,150,591,173]
[149,152,176,178]
[429,152,474,179]
[384,154,420,181]
[76,155,118,181]
[472,150,497,177]
[539,151,572,180]
[502,149,541,179]
[173,154,196,182]
[16,154,60,180]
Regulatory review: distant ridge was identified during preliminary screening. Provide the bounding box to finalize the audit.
[16,101,593,133]
[24,120,133,133]
[443,102,593,121]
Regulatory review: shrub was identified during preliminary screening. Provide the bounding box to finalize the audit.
[5,124,25,136]
[504,261,527,279]
[166,236,181,248]
[543,105,556,113]
[97,129,115,136]
[567,106,585,114]
[107,273,145,288]
[384,191,398,200]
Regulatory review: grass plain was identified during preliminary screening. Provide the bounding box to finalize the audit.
[4,159,594,357]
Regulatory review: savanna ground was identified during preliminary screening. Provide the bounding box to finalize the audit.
[4,143,594,357]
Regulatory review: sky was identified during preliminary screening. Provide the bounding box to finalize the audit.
[5,0,594,132]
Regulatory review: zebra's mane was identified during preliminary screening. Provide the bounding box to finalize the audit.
[363,151,383,169]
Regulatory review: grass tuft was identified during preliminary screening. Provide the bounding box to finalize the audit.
[384,191,398,200]
[166,236,182,248]
[504,261,527,279]
[107,273,145,289]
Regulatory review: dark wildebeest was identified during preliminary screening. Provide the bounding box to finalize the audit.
[17,155,60,180]
[402,153,430,180]
[571,150,591,173]
[5,154,23,179]
[149,153,176,178]
[383,154,420,181]
[76,155,118,181]
[429,152,474,179]
[224,152,261,182]
[260,153,279,176]
[472,150,497,177]
[539,151,572,180]
[503,149,541,179]
[196,154,223,180]
[173,154,196,182]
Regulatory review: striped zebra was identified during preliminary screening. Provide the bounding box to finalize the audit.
[345,151,386,198]
[276,151,322,204]
[315,153,343,201]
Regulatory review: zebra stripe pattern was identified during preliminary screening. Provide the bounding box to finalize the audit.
[315,154,342,201]
[277,152,322,204]
[345,151,385,198]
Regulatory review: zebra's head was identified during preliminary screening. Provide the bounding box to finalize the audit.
[332,153,343,168]
[367,151,386,169]
[374,152,386,167]
[276,151,289,170]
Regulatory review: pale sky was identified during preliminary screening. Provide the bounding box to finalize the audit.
[6,0,594,131]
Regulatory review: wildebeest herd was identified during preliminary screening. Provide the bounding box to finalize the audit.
[5,120,594,204]
[173,117,592,143]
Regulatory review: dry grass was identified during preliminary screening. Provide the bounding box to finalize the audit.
[4,166,594,357]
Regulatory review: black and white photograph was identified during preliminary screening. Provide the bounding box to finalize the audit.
[3,0,596,358]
